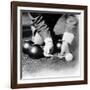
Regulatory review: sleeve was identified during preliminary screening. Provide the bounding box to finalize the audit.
[33,15,51,40]
[62,32,74,44]
[53,15,66,35]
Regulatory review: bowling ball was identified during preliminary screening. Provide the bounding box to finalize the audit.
[22,40,34,54]
[56,42,61,49]
[28,44,43,59]
[56,41,62,52]
[23,41,30,54]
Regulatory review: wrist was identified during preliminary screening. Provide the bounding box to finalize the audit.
[44,37,53,44]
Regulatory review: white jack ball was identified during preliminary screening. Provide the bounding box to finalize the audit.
[65,53,73,62]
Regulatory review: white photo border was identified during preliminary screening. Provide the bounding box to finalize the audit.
[17,6,84,84]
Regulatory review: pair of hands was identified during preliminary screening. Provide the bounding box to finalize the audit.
[43,37,70,58]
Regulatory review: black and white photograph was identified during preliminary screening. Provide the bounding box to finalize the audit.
[19,8,83,82]
[11,2,87,88]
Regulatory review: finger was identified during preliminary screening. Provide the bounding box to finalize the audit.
[35,16,43,24]
[37,24,48,32]
[33,16,43,25]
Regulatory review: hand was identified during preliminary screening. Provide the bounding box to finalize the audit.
[43,37,53,57]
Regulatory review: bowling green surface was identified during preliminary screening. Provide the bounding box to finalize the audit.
[21,47,79,79]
